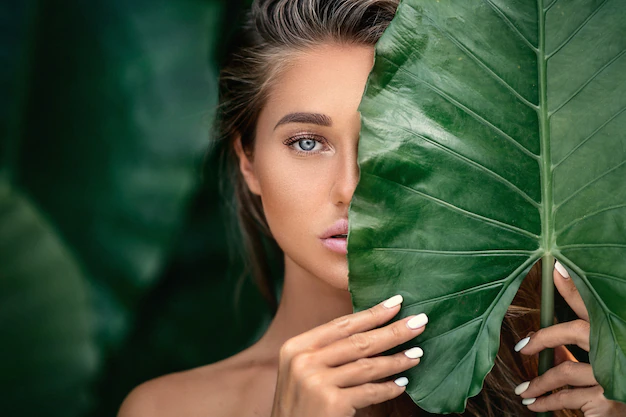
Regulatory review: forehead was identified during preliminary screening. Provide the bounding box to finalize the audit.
[259,44,375,129]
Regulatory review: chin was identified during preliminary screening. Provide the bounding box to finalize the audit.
[320,263,350,291]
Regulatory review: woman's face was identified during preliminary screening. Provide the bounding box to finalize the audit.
[237,44,374,290]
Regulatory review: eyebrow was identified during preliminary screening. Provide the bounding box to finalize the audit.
[274,112,332,130]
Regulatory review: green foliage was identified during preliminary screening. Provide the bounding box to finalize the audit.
[0,179,97,416]
[1,1,270,416]
[349,0,626,413]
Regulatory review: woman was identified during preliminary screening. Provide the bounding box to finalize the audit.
[118,0,625,416]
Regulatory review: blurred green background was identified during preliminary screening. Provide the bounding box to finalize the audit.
[0,1,273,416]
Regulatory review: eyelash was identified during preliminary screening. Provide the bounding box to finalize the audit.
[283,134,329,156]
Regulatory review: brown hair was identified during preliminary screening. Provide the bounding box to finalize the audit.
[215,1,579,415]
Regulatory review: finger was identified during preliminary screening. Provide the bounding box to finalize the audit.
[554,345,578,366]
[320,313,428,367]
[516,361,597,399]
[515,319,590,354]
[554,260,589,321]
[525,385,605,412]
[333,347,423,388]
[346,380,407,409]
[281,294,404,358]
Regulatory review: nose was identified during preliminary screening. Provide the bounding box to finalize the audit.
[330,140,360,207]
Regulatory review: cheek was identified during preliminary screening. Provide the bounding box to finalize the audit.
[256,158,325,236]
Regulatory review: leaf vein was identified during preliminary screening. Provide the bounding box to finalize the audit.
[482,0,538,52]
[378,55,540,160]
[587,272,626,284]
[546,0,611,60]
[544,0,559,12]
[556,204,626,236]
[560,244,626,250]
[554,160,626,212]
[553,104,626,169]
[402,280,506,309]
[364,172,540,239]
[372,248,536,256]
[395,125,540,207]
[550,49,626,116]
[422,9,538,108]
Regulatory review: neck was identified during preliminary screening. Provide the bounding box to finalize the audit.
[255,254,354,359]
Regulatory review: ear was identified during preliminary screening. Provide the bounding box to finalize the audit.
[234,134,262,196]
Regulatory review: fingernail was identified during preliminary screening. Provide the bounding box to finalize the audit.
[522,398,536,406]
[514,336,530,352]
[407,313,428,329]
[515,381,530,395]
[555,261,570,279]
[394,377,409,387]
[404,347,424,359]
[383,294,403,308]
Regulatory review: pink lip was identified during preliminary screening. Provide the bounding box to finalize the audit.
[320,218,349,255]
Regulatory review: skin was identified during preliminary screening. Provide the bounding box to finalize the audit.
[117,43,626,417]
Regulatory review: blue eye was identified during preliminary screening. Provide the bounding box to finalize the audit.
[297,139,318,151]
[284,135,327,154]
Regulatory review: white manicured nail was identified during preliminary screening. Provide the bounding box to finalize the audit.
[383,294,403,308]
[407,313,428,329]
[522,398,536,406]
[514,337,530,352]
[394,377,409,387]
[515,381,530,395]
[404,347,424,359]
[555,261,570,279]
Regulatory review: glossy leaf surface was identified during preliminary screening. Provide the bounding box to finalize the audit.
[349,0,626,412]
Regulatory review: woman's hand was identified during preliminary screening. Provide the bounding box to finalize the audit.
[514,261,626,416]
[270,295,425,417]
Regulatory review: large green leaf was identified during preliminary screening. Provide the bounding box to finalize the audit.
[349,0,626,413]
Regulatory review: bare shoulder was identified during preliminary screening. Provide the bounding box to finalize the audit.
[117,348,277,417]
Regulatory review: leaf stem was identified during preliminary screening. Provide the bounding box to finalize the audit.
[539,254,555,373]
[538,254,555,417]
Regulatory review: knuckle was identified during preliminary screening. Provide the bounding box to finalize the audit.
[349,333,372,352]
[291,352,314,374]
[532,328,545,342]
[384,381,402,398]
[367,307,380,322]
[302,373,324,391]
[572,319,590,334]
[393,354,408,369]
[322,390,342,410]
[389,323,404,339]
[279,338,300,361]
[560,360,577,377]
[554,388,571,409]
[356,358,375,374]
[364,383,381,399]
[331,315,351,332]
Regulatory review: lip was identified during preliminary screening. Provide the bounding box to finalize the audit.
[320,218,349,255]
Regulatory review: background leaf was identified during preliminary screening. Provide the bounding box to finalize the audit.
[349,0,626,413]
[1,0,272,416]
[16,0,223,350]
[0,179,98,417]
